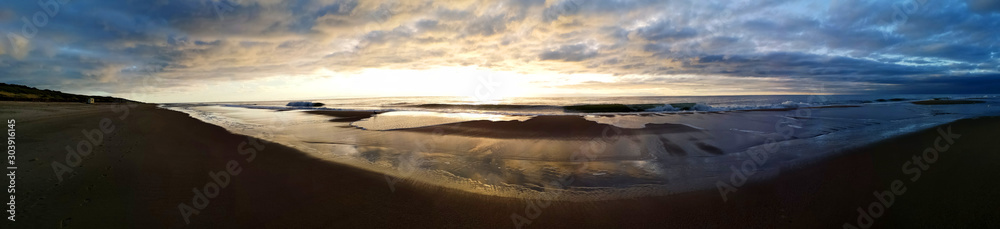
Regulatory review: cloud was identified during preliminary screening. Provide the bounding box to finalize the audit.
[82,64,125,83]
[967,0,1000,14]
[539,44,597,61]
[5,34,31,60]
[635,20,698,41]
[0,0,998,98]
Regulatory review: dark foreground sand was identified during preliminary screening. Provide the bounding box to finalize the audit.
[2,102,999,228]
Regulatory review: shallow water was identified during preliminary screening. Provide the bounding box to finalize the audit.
[163,95,1000,200]
[350,111,531,130]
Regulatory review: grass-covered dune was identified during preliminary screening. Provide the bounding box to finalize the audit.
[0,82,131,103]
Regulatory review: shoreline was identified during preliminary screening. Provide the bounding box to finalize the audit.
[4,101,999,228]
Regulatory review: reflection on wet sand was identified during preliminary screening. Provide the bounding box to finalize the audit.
[304,110,382,122]
[395,115,701,139]
[165,100,999,200]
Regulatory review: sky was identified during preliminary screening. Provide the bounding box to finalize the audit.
[0,0,998,103]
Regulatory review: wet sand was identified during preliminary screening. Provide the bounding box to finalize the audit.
[3,102,999,228]
[395,115,701,139]
[911,99,986,105]
[304,110,382,122]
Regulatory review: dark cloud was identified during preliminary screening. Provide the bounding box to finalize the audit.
[967,0,1000,14]
[636,20,698,41]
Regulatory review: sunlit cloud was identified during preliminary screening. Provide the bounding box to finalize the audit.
[0,0,998,102]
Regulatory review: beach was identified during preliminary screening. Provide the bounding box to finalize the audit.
[3,101,1000,228]
[3,0,998,227]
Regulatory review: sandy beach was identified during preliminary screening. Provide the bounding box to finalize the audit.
[3,0,998,227]
[3,101,999,228]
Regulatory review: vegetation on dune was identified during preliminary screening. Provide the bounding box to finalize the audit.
[0,83,132,103]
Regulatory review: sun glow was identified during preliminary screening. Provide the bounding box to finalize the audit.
[308,66,556,102]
